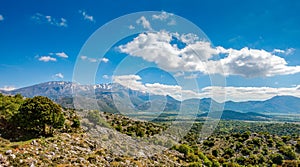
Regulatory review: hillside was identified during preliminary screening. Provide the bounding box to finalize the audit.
[0,94,300,166]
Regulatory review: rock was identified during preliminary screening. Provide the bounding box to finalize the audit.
[9,154,16,159]
[31,140,38,146]
[5,150,12,155]
[64,133,72,138]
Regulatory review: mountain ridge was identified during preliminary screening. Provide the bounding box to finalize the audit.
[2,81,300,114]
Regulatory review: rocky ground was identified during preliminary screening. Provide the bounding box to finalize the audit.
[0,131,185,167]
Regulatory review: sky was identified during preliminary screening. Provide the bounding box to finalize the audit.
[1,0,300,102]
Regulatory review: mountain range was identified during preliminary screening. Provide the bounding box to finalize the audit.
[1,81,300,120]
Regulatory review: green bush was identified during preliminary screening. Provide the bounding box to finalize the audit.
[187,162,203,167]
[14,96,65,136]
[177,144,192,156]
[71,117,81,128]
[270,153,284,165]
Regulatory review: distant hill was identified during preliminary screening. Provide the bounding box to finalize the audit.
[198,110,272,121]
[224,96,300,114]
[2,81,300,115]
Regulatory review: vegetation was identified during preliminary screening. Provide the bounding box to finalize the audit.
[13,96,65,136]
[0,93,299,166]
[0,94,80,141]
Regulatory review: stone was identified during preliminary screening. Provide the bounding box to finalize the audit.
[31,140,38,146]
[5,150,12,155]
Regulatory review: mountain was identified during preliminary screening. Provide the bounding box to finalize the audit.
[198,110,272,121]
[2,81,300,114]
[224,96,300,114]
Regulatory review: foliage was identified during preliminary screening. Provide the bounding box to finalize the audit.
[270,153,284,165]
[0,94,24,120]
[13,96,65,136]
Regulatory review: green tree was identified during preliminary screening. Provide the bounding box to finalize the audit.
[177,144,192,156]
[270,153,284,165]
[14,96,65,135]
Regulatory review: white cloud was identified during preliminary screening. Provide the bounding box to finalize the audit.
[152,11,176,26]
[113,74,199,100]
[55,52,68,58]
[217,47,300,77]
[102,75,110,79]
[80,55,87,60]
[128,25,135,29]
[38,56,57,62]
[88,58,97,63]
[152,11,173,20]
[167,19,176,26]
[79,10,95,22]
[80,55,108,63]
[101,58,109,63]
[136,16,152,30]
[180,33,200,44]
[174,71,185,77]
[273,48,295,55]
[53,73,64,79]
[113,74,300,102]
[119,30,300,78]
[119,31,218,72]
[273,49,285,54]
[0,86,16,91]
[32,13,67,27]
[201,86,300,102]
[59,18,67,27]
[80,55,96,62]
[0,15,4,21]
[285,48,296,55]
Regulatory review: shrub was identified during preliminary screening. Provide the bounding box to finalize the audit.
[177,144,192,156]
[14,96,65,136]
[270,153,284,165]
[71,117,81,128]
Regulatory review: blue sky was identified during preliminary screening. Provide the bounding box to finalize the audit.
[1,0,300,101]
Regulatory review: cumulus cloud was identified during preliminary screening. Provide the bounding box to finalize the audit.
[38,52,68,62]
[113,75,199,100]
[38,56,56,62]
[32,13,67,27]
[53,73,64,79]
[101,58,109,63]
[113,74,300,102]
[167,19,176,26]
[128,25,135,29]
[0,86,16,91]
[0,14,4,21]
[152,11,176,25]
[217,47,300,77]
[80,55,109,63]
[202,86,300,102]
[55,52,68,58]
[152,11,173,20]
[79,10,95,22]
[80,55,87,60]
[102,75,110,79]
[119,31,300,78]
[273,48,295,55]
[119,31,219,72]
[88,58,97,63]
[136,16,152,30]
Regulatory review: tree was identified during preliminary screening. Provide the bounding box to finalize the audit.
[177,144,192,156]
[15,96,65,136]
[270,153,284,165]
